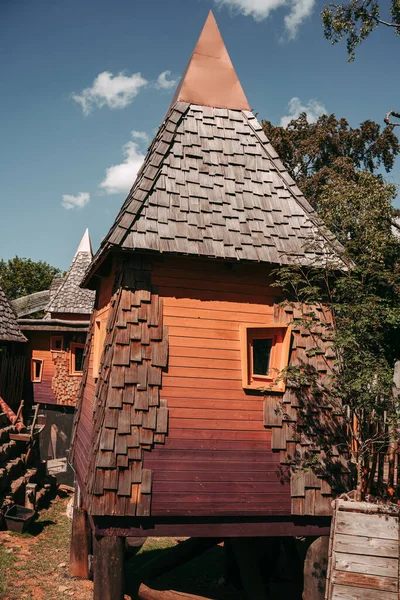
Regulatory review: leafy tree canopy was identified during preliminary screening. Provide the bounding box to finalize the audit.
[0,257,61,300]
[322,0,400,61]
[265,112,400,499]
[262,113,400,206]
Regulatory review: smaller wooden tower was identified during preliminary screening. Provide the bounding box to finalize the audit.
[19,230,95,484]
[0,284,27,409]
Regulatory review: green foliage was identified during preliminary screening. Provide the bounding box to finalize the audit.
[0,257,61,300]
[262,113,400,207]
[266,114,400,497]
[322,0,400,61]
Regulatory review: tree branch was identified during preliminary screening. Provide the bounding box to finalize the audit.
[384,110,400,127]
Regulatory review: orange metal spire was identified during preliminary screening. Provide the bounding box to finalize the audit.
[172,11,250,110]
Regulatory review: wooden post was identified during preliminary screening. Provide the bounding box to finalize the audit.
[231,538,270,600]
[25,483,37,510]
[302,536,329,600]
[69,487,91,579]
[93,534,125,600]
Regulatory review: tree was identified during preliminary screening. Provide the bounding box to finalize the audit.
[262,113,400,206]
[322,0,400,126]
[0,257,61,300]
[322,0,400,60]
[264,115,400,500]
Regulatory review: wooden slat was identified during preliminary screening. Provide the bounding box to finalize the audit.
[335,511,399,541]
[332,570,398,593]
[334,533,399,558]
[334,551,398,578]
[331,584,397,600]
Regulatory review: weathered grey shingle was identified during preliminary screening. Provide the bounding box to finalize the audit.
[0,284,27,343]
[48,251,95,315]
[46,231,95,315]
[85,103,345,284]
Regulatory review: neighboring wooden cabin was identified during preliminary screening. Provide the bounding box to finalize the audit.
[0,284,26,409]
[70,12,348,594]
[18,230,95,483]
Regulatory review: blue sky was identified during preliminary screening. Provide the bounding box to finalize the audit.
[1,0,399,270]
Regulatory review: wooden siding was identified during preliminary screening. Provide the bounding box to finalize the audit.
[31,332,57,404]
[72,271,114,491]
[28,331,86,406]
[144,257,291,516]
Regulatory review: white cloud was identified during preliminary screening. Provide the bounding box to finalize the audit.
[99,132,147,195]
[72,71,148,115]
[214,0,315,38]
[61,192,90,210]
[280,97,327,128]
[284,0,315,39]
[131,130,149,142]
[155,70,178,90]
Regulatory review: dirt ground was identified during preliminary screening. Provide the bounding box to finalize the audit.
[0,495,237,600]
[0,495,302,600]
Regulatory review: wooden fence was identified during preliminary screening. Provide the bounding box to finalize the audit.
[326,499,400,599]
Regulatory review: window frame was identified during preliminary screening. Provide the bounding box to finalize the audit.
[70,342,85,376]
[240,323,291,393]
[31,358,43,383]
[50,335,64,352]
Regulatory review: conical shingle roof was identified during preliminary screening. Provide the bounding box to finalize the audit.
[84,13,344,285]
[0,284,27,343]
[48,229,95,315]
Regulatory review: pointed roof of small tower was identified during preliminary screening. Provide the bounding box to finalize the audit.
[83,14,344,286]
[0,284,27,343]
[47,230,95,315]
[75,228,92,255]
[170,11,250,110]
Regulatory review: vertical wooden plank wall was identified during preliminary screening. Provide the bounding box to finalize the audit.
[144,256,292,517]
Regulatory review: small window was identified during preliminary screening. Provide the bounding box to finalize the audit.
[93,317,107,379]
[240,324,291,392]
[70,343,85,375]
[252,337,273,376]
[50,336,64,351]
[31,359,43,383]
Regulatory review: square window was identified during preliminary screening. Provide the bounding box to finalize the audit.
[31,359,43,382]
[240,324,291,392]
[50,336,64,351]
[70,343,85,375]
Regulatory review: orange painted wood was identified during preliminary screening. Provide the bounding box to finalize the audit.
[169,408,263,421]
[169,429,272,441]
[147,257,292,516]
[169,346,240,360]
[166,399,263,411]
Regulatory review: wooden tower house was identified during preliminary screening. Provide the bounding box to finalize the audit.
[70,13,348,597]
[18,229,95,483]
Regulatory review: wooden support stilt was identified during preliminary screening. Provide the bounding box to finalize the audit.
[302,536,329,600]
[93,534,125,600]
[69,488,91,579]
[231,538,270,600]
[137,537,221,583]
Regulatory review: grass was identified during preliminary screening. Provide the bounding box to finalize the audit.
[0,540,16,598]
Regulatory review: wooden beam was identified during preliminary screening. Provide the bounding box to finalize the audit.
[93,535,125,600]
[138,584,213,600]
